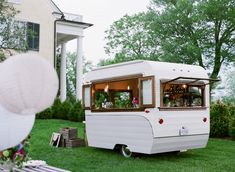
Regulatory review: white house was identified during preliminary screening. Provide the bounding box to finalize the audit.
[6,0,93,101]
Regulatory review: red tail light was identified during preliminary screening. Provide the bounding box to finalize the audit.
[159,118,164,124]
[145,109,150,113]
[203,117,207,123]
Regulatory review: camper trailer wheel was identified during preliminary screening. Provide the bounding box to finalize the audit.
[120,145,132,158]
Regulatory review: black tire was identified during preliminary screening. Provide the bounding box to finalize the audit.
[120,145,132,158]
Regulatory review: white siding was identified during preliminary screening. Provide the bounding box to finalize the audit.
[151,134,208,153]
[14,0,56,65]
[86,114,153,154]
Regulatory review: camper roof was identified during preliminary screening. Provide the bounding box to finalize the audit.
[85,60,209,83]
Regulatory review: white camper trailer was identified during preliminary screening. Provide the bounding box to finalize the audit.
[83,60,217,157]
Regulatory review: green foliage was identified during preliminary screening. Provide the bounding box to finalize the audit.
[228,106,235,140]
[0,136,30,169]
[150,0,235,80]
[36,98,85,122]
[114,92,132,108]
[103,12,159,65]
[0,0,27,55]
[231,116,235,140]
[50,98,65,119]
[37,107,53,119]
[95,92,108,108]
[56,52,93,99]
[103,0,235,81]
[223,69,235,103]
[210,100,232,137]
[0,51,6,62]
[68,100,85,122]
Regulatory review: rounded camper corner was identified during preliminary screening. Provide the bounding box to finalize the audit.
[150,134,209,154]
[85,114,155,154]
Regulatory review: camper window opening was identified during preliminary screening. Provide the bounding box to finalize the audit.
[161,82,205,109]
[90,76,155,112]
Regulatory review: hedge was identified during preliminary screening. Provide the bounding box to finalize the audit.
[210,100,232,138]
[37,98,85,122]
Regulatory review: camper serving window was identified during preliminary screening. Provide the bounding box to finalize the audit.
[86,76,155,111]
[161,81,205,108]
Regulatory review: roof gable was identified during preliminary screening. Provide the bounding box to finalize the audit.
[50,0,63,15]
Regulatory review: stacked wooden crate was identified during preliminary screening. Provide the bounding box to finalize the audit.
[60,127,85,148]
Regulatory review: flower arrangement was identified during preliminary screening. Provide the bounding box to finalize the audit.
[0,136,30,170]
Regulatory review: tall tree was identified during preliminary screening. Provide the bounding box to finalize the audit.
[104,0,235,81]
[149,0,235,79]
[66,52,93,99]
[0,0,27,61]
[104,12,159,64]
[223,68,235,104]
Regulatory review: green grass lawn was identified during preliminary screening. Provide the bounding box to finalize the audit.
[29,119,235,172]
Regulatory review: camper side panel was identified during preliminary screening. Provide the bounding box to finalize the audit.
[86,114,153,154]
[151,134,208,154]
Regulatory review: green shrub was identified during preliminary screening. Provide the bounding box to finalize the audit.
[67,100,85,122]
[36,98,84,122]
[210,100,232,137]
[60,100,72,120]
[51,98,63,119]
[229,106,235,140]
[229,106,235,118]
[230,117,235,140]
[36,107,53,119]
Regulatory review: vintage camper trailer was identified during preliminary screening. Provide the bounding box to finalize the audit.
[83,60,217,157]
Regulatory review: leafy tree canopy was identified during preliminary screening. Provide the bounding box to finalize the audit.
[223,68,235,104]
[150,0,235,79]
[57,52,93,100]
[103,12,159,65]
[103,0,235,81]
[0,0,27,60]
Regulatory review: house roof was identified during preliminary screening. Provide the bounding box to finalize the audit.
[50,0,64,17]
[50,0,93,27]
[56,19,93,28]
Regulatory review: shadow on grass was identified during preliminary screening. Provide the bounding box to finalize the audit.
[88,146,202,160]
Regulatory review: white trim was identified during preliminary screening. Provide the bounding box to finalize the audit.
[56,21,84,36]
[76,36,83,100]
[7,0,21,4]
[60,43,67,102]
[50,0,63,15]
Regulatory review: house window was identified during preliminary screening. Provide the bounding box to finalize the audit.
[27,22,40,51]
[161,82,205,108]
[88,76,155,112]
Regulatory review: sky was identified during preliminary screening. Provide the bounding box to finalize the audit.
[53,0,150,64]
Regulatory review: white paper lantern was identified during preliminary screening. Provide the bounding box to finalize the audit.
[0,53,59,115]
[0,105,35,151]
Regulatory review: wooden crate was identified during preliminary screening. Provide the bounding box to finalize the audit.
[66,138,85,148]
[59,137,67,147]
[60,127,77,140]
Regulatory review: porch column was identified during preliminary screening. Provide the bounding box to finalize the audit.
[60,42,67,102]
[76,36,83,100]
